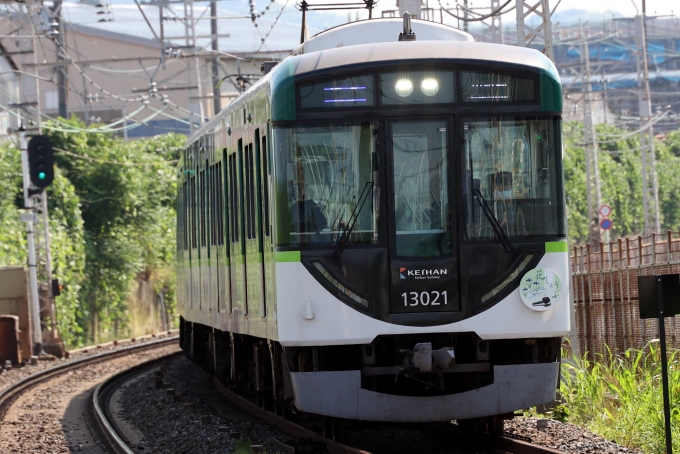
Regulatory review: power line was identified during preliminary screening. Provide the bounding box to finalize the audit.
[438,0,514,22]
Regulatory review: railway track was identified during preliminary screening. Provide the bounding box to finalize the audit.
[0,337,566,454]
[92,349,183,453]
[0,335,178,453]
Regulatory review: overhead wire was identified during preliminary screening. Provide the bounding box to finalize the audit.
[438,0,514,22]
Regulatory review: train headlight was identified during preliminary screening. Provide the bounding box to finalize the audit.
[395,79,413,97]
[421,78,439,96]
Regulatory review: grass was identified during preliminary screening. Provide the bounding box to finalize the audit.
[555,341,680,454]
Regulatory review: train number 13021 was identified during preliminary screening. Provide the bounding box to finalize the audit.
[401,291,448,306]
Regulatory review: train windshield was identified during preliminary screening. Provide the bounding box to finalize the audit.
[463,117,565,240]
[274,123,379,246]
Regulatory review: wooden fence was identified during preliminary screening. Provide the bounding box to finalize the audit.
[570,231,680,359]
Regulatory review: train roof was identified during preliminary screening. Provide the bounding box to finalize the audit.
[292,18,474,55]
[289,39,557,77]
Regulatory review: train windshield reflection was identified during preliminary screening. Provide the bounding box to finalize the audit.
[463,117,566,240]
[274,123,379,246]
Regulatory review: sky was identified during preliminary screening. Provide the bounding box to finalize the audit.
[547,0,676,17]
[267,0,680,33]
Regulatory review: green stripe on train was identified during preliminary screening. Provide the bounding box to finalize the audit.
[545,241,568,253]
[276,251,301,262]
[539,66,563,113]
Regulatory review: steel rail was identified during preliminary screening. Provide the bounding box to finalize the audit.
[423,421,568,454]
[0,335,178,422]
[91,349,183,454]
[212,376,371,454]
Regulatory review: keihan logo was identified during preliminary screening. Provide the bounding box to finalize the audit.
[399,268,447,280]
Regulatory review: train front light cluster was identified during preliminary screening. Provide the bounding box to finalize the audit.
[394,78,439,97]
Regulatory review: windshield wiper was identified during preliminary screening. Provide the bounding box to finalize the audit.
[332,181,374,259]
[472,188,514,253]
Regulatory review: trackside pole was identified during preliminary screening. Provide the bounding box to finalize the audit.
[19,126,43,355]
[655,276,673,454]
[639,274,679,454]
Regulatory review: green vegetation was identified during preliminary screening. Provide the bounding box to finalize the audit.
[557,343,680,454]
[564,121,680,243]
[0,118,183,347]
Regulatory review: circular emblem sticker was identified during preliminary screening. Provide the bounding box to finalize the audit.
[519,268,563,311]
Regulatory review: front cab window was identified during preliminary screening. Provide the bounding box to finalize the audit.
[274,122,379,247]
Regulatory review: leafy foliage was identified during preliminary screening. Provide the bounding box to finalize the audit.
[563,121,680,244]
[0,118,183,347]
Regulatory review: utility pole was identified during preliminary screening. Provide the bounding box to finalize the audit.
[210,0,220,116]
[52,0,68,118]
[580,22,602,246]
[463,0,468,32]
[516,0,554,61]
[490,0,504,43]
[184,0,204,130]
[635,1,660,235]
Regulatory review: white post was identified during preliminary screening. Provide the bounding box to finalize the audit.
[19,128,43,355]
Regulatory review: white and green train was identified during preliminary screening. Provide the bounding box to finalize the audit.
[177,16,569,429]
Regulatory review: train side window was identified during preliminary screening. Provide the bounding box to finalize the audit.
[176,192,181,252]
[200,163,207,248]
[213,162,222,246]
[237,144,246,254]
[245,143,256,240]
[261,135,270,237]
[210,164,216,247]
[190,174,197,249]
[229,152,238,243]
[183,181,188,250]
[221,153,228,248]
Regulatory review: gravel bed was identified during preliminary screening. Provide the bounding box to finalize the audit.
[118,356,288,453]
[505,417,642,454]
[0,343,179,454]
[0,331,178,394]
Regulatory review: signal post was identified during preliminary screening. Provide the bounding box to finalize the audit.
[19,126,43,355]
[19,127,57,356]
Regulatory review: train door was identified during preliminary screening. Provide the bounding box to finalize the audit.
[253,129,266,318]
[258,129,274,319]
[239,143,249,316]
[215,155,227,317]
[189,149,198,312]
[229,140,248,316]
[199,157,209,311]
[385,117,460,313]
[228,151,241,314]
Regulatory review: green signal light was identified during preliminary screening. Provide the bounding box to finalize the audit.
[38,172,46,180]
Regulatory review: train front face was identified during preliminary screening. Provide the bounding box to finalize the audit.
[270,41,568,422]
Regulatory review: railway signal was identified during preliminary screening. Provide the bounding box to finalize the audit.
[52,279,64,297]
[27,135,55,189]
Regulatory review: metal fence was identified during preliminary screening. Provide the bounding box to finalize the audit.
[571,231,680,359]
